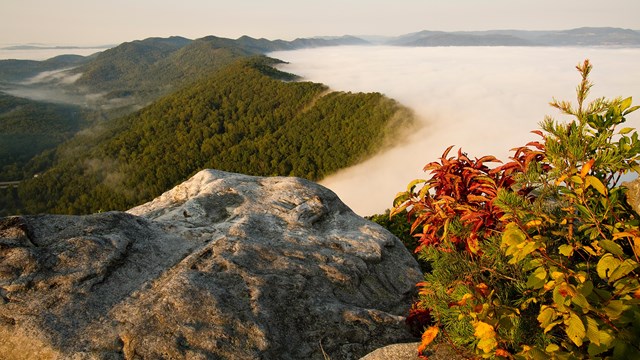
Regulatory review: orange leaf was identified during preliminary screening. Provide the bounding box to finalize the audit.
[495,348,512,358]
[581,159,595,179]
[526,141,545,150]
[467,236,481,254]
[457,293,474,306]
[467,194,490,203]
[475,283,490,297]
[418,326,439,354]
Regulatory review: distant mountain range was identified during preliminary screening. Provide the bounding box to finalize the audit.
[0,27,640,53]
[384,27,640,47]
[2,27,639,55]
[2,45,113,50]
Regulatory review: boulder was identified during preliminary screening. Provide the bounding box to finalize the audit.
[0,169,422,359]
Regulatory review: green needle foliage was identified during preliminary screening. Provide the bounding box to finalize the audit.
[392,60,640,359]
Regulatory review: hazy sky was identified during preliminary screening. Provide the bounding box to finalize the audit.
[2,0,640,45]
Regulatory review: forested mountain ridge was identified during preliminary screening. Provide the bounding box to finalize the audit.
[0,33,376,198]
[0,54,89,84]
[6,57,414,215]
[0,34,371,117]
[70,35,369,98]
[0,93,86,181]
[72,36,192,91]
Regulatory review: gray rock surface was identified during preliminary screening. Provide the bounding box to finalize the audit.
[359,342,421,360]
[0,169,422,359]
[359,342,469,360]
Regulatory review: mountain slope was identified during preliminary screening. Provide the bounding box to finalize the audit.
[0,54,89,83]
[15,57,413,214]
[0,93,85,180]
[66,35,371,104]
[72,36,192,91]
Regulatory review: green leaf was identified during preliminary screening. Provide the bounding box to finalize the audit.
[527,267,548,289]
[620,97,633,112]
[558,244,574,257]
[598,239,623,256]
[623,104,640,115]
[619,127,635,135]
[608,259,638,283]
[584,316,613,348]
[604,300,629,319]
[565,312,586,346]
[578,281,593,297]
[585,176,607,195]
[575,204,591,218]
[588,342,610,357]
[597,253,622,280]
[571,292,591,312]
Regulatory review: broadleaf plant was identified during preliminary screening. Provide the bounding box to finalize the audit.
[393,60,640,359]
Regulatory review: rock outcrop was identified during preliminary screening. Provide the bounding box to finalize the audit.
[0,169,421,359]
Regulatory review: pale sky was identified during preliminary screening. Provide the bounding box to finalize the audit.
[1,0,639,46]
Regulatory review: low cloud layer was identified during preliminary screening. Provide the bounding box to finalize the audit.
[23,67,81,85]
[270,46,640,215]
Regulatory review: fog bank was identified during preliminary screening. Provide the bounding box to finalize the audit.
[270,46,640,215]
[0,47,106,61]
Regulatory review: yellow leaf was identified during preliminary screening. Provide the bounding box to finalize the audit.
[525,219,542,228]
[543,280,556,292]
[586,176,607,195]
[473,321,497,353]
[612,232,636,239]
[417,326,439,353]
[477,336,498,354]
[474,321,495,338]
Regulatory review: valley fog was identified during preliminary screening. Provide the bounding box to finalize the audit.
[0,47,106,61]
[270,46,640,216]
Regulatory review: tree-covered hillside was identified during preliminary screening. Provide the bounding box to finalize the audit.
[70,35,369,102]
[0,93,86,181]
[72,36,192,92]
[0,54,89,83]
[10,57,413,215]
